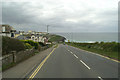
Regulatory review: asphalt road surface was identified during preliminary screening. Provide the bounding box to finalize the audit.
[27,44,119,79]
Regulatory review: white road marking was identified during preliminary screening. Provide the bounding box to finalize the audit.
[68,50,70,51]
[98,76,103,80]
[80,60,91,70]
[74,54,78,58]
[70,52,73,54]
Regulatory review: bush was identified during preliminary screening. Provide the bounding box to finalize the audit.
[21,40,39,49]
[34,42,39,49]
[24,43,33,49]
[39,42,45,47]
[2,36,25,55]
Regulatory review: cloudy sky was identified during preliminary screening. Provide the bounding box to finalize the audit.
[2,0,119,33]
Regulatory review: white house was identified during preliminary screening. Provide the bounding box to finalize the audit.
[30,34,44,43]
[0,25,16,37]
[30,34,50,44]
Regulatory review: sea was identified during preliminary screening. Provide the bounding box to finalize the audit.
[52,32,118,43]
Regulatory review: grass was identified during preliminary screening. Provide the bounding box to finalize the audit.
[2,62,16,71]
[49,35,65,42]
[67,43,119,61]
[54,44,58,48]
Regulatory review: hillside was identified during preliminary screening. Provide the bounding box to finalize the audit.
[47,34,66,42]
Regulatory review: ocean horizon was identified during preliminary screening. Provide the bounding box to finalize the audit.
[52,32,118,43]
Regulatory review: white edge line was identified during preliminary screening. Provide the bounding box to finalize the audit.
[78,48,119,63]
[98,76,103,80]
[80,60,91,70]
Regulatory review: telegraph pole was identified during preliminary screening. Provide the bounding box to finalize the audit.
[47,25,49,33]
[71,32,73,42]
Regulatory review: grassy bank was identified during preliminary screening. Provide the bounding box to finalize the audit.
[66,42,119,61]
[48,34,66,42]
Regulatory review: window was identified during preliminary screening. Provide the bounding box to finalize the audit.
[2,26,5,32]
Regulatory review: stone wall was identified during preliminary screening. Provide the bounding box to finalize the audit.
[2,54,13,66]
[16,48,35,63]
[2,48,36,67]
[2,45,50,70]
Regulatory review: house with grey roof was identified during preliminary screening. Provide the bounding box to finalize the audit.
[16,35,31,40]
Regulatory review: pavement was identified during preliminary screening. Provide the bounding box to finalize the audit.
[2,44,119,79]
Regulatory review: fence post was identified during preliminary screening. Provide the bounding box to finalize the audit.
[12,51,16,63]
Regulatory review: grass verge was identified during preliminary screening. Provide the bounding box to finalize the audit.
[66,42,119,61]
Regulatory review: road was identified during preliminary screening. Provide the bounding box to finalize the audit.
[27,44,119,79]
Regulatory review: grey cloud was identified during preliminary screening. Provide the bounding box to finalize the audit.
[2,2,40,24]
[2,1,118,33]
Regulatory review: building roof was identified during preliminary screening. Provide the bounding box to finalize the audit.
[16,35,31,40]
[1,24,16,33]
[31,34,43,37]
[16,35,25,40]
[15,32,20,34]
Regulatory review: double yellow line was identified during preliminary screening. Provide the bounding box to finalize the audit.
[28,48,56,80]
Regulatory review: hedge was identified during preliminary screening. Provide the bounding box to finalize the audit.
[2,36,25,55]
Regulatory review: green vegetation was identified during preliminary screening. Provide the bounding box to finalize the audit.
[66,42,119,61]
[2,36,53,56]
[2,36,25,55]
[2,36,54,71]
[39,42,46,47]
[54,44,58,48]
[2,36,41,55]
[21,40,53,50]
[48,34,66,42]
[48,44,54,48]
[20,40,39,49]
[2,62,16,71]
[24,43,33,49]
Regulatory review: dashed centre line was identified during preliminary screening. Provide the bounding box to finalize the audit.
[98,76,103,80]
[67,49,91,70]
[70,52,73,54]
[74,54,78,59]
[80,60,91,70]
[66,48,104,79]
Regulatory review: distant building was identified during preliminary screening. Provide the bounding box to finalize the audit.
[14,32,20,38]
[16,35,31,40]
[0,24,16,37]
[16,35,26,40]
[28,34,50,44]
[15,30,51,45]
[19,31,24,35]
[30,34,44,43]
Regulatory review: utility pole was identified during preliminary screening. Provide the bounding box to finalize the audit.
[47,25,49,33]
[71,32,73,42]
